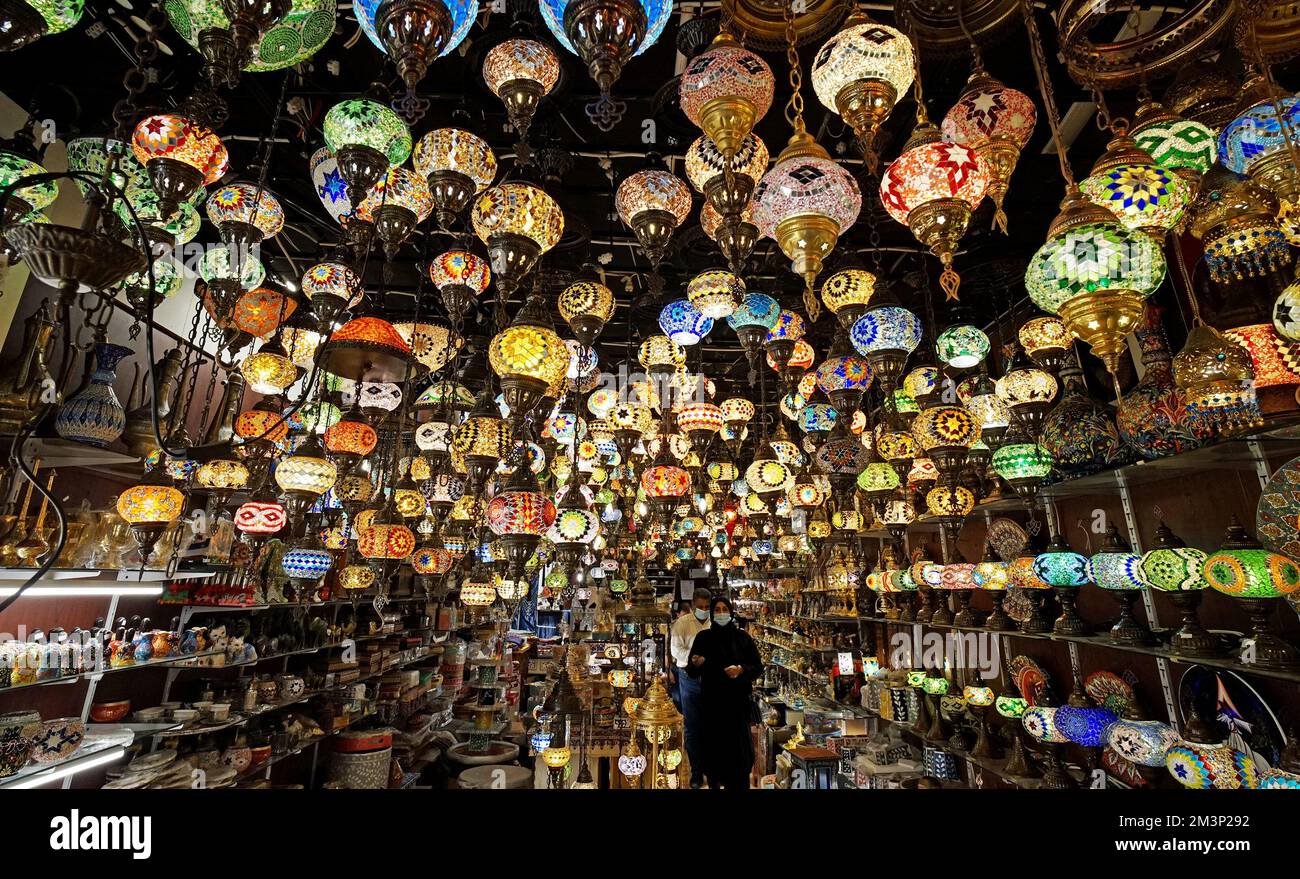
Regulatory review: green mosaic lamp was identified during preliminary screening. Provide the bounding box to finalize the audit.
[1139,520,1221,658]
[1203,516,1300,670]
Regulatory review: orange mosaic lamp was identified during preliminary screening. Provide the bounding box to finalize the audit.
[320,315,413,382]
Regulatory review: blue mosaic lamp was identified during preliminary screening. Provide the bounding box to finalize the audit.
[658,298,713,346]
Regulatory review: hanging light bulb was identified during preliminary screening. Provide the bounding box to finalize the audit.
[412,128,497,230]
[810,8,914,172]
[131,113,229,219]
[941,67,1037,233]
[117,470,186,561]
[322,99,413,199]
[616,165,692,269]
[483,38,561,144]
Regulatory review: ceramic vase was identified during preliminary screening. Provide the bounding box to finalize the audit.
[1116,306,1210,460]
[55,343,133,447]
[1040,364,1133,476]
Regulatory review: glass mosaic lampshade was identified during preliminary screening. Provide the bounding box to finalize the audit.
[1079,133,1192,237]
[658,298,713,346]
[1107,718,1181,768]
[322,99,412,195]
[935,323,990,370]
[820,267,876,328]
[688,269,745,320]
[616,167,693,267]
[482,38,560,141]
[678,30,774,162]
[411,127,498,229]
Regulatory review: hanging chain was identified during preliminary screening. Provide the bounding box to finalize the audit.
[1020,0,1074,187]
[905,17,927,125]
[111,6,166,140]
[782,0,804,130]
[956,0,983,73]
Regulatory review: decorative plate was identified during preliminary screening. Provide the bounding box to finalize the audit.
[1177,665,1285,770]
[987,517,1028,561]
[1101,746,1148,787]
[1255,454,1300,559]
[1084,670,1136,715]
[125,748,177,775]
[1008,655,1051,705]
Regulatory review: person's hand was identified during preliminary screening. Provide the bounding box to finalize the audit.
[724,664,742,678]
[690,654,705,667]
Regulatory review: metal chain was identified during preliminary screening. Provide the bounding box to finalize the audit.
[111,6,167,140]
[1020,0,1074,187]
[782,0,804,130]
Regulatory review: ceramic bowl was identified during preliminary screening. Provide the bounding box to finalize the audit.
[191,700,213,715]
[250,744,272,766]
[208,703,231,722]
[29,717,85,763]
[131,707,165,723]
[0,737,32,777]
[169,708,199,724]
[89,699,131,723]
[0,710,40,743]
[221,746,252,773]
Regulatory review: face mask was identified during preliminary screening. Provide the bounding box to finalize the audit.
[694,609,709,621]
[713,614,732,626]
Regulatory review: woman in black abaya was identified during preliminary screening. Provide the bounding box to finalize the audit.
[684,595,763,790]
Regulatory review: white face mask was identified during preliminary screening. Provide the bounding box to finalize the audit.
[694,609,709,621]
[713,614,732,626]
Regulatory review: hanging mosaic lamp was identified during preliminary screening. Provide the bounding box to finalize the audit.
[1172,323,1263,438]
[558,280,615,349]
[678,29,774,166]
[131,113,229,219]
[1079,129,1191,240]
[849,291,922,391]
[820,266,876,330]
[483,38,561,143]
[539,0,671,98]
[412,128,497,230]
[489,291,569,425]
[1130,95,1217,188]
[1116,306,1209,460]
[428,249,490,324]
[810,8,914,171]
[471,181,564,300]
[1018,315,1070,375]
[1188,168,1293,281]
[1039,363,1130,478]
[321,97,412,222]
[941,66,1036,233]
[1025,187,1165,379]
[616,165,693,268]
[881,121,989,300]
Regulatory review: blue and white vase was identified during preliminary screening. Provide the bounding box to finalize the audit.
[55,343,132,447]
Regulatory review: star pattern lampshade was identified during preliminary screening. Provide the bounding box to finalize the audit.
[357,521,417,559]
[911,405,979,451]
[206,182,285,239]
[880,138,989,226]
[132,113,229,184]
[850,306,922,356]
[926,485,974,518]
[1080,144,1191,235]
[393,321,463,373]
[815,352,872,395]
[1026,221,1166,316]
[659,298,713,345]
[430,249,490,295]
[354,165,434,225]
[726,292,781,333]
[820,268,876,317]
[322,99,413,165]
[486,488,557,536]
[303,261,361,310]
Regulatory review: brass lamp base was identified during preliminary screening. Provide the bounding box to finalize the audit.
[1057,287,1145,379]
[906,197,971,269]
[497,78,545,142]
[975,138,1021,233]
[375,0,451,92]
[698,95,757,163]
[426,169,475,230]
[630,209,677,268]
[835,79,897,172]
[774,212,839,290]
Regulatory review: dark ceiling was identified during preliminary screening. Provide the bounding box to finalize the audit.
[0,1,1267,399]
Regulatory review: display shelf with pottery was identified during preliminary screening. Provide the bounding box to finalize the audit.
[445,739,520,766]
